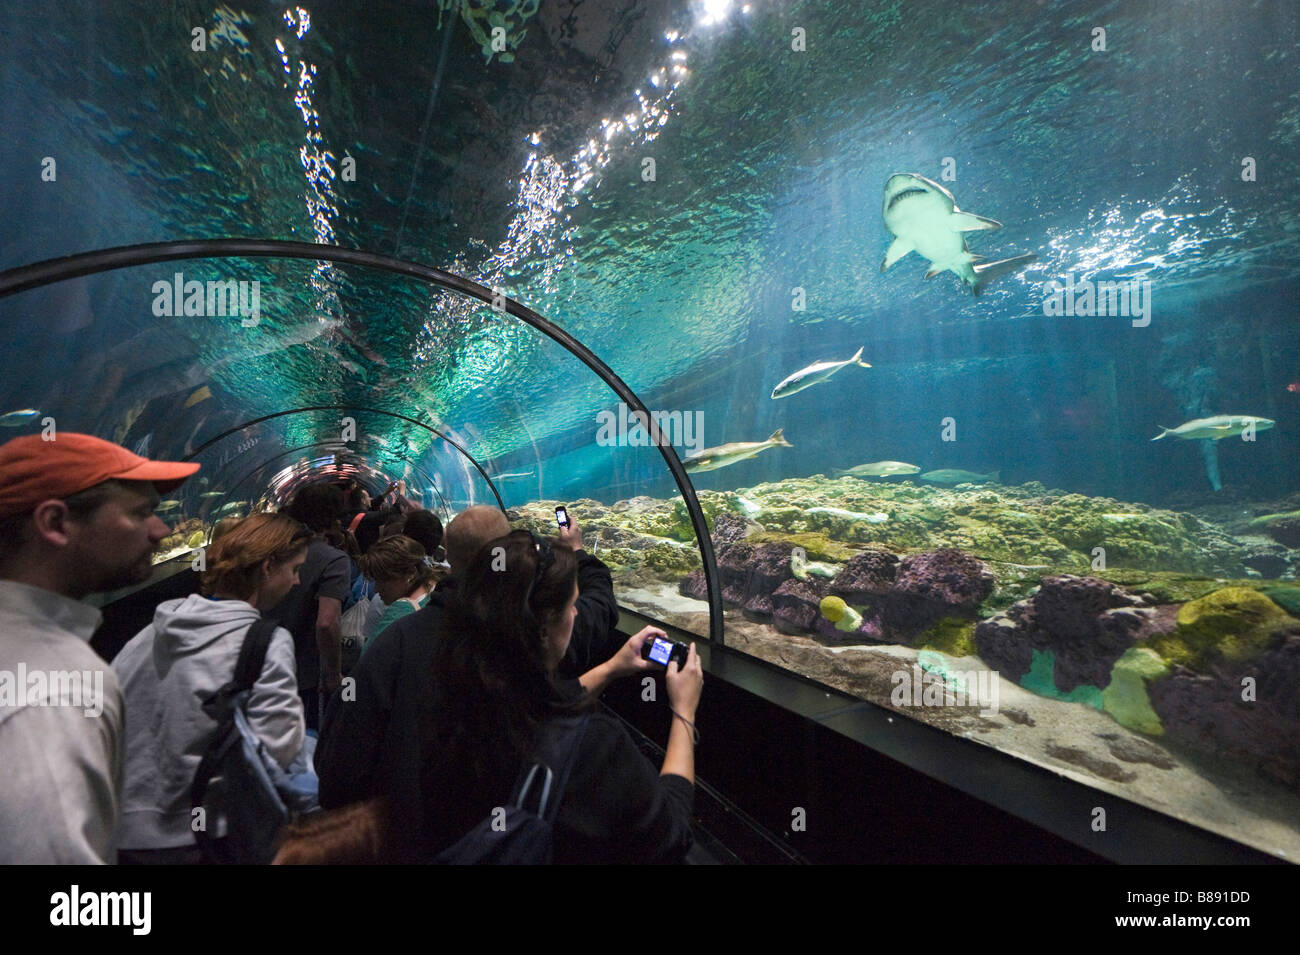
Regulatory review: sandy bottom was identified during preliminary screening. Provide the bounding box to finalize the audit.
[620,581,1299,862]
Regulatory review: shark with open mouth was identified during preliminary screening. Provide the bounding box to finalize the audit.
[881,173,1037,296]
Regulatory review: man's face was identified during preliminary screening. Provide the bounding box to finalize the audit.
[65,483,173,596]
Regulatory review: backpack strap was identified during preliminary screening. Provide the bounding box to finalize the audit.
[347,511,366,534]
[190,616,283,847]
[512,714,591,823]
[232,617,279,692]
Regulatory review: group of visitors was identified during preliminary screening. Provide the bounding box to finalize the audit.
[0,432,703,864]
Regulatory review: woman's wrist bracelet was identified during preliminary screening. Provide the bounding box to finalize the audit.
[670,708,700,745]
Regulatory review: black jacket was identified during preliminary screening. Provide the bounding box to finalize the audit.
[317,549,622,810]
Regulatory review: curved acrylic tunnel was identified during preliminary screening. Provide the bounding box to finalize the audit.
[0,241,724,642]
[3,0,1297,868]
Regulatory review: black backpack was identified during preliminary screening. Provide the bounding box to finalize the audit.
[191,618,315,864]
[435,714,591,865]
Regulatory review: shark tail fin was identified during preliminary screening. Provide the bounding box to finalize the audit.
[1151,427,1171,441]
[832,468,847,477]
[989,471,1001,483]
[852,345,872,368]
[1200,439,1223,492]
[770,428,792,447]
[971,252,1037,297]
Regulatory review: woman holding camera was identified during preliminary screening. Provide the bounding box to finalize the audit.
[418,529,703,864]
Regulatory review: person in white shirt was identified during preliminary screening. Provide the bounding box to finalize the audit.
[0,432,198,863]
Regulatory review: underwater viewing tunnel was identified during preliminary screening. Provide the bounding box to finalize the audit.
[1,0,1298,871]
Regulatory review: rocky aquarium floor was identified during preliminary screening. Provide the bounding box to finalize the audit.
[513,475,1300,862]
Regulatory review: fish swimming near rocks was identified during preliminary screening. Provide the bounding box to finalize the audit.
[881,173,1037,296]
[833,461,920,479]
[771,347,872,399]
[807,506,890,523]
[1150,415,1275,441]
[791,551,840,580]
[684,429,792,473]
[156,500,182,512]
[919,469,1001,485]
[199,491,225,499]
[1151,415,1273,492]
[0,408,41,427]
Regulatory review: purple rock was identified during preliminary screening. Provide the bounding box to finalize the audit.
[712,511,756,546]
[771,577,828,634]
[1148,632,1300,787]
[829,549,899,603]
[883,548,995,639]
[972,575,1146,692]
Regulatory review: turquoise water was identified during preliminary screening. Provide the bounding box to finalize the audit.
[1,1,1298,856]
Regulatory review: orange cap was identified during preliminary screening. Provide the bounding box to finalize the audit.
[0,433,200,518]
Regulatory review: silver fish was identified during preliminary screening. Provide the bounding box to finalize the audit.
[1150,415,1274,441]
[0,408,41,427]
[684,429,792,473]
[772,347,871,399]
[919,469,1001,485]
[833,461,920,479]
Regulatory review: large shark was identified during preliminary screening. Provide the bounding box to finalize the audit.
[881,173,1037,296]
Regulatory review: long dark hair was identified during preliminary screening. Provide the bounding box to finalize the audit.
[423,530,589,816]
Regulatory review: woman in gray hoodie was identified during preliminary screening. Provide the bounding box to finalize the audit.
[113,513,311,863]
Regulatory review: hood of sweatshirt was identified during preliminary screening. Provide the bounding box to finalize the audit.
[149,594,262,665]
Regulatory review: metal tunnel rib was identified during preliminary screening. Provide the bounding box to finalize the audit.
[0,239,726,645]
[183,405,504,513]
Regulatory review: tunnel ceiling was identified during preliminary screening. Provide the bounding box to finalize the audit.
[2,1,1298,495]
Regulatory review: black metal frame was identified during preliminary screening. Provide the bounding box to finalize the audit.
[207,436,456,527]
[184,405,499,512]
[0,238,725,644]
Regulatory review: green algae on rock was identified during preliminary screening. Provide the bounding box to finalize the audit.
[1164,586,1296,668]
[1101,648,1169,735]
[916,616,978,657]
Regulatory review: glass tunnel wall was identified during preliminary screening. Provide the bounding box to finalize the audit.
[2,1,1299,862]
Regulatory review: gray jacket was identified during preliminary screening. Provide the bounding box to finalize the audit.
[112,595,304,850]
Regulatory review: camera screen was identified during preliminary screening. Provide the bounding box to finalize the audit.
[648,638,673,665]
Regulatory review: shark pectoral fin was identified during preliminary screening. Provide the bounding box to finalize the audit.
[949,211,1002,232]
[924,265,943,280]
[1200,439,1222,491]
[971,253,1037,294]
[881,237,914,271]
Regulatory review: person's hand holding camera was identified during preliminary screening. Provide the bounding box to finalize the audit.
[665,642,703,721]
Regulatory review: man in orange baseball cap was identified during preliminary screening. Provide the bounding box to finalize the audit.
[0,432,199,863]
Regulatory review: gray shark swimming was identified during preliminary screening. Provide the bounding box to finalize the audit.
[881,173,1037,296]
